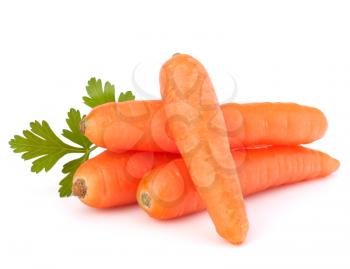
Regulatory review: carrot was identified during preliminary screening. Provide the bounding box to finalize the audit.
[82,101,327,153]
[72,151,176,208]
[159,53,249,244]
[72,146,339,210]
[137,146,340,220]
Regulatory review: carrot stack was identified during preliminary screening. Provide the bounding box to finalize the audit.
[73,54,339,245]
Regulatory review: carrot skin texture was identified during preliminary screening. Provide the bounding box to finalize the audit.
[160,54,249,244]
[73,151,177,208]
[222,102,327,148]
[83,101,327,153]
[137,146,340,220]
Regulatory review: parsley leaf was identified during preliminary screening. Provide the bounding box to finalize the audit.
[9,108,96,197]
[118,91,135,102]
[9,120,84,173]
[83,77,116,108]
[10,77,136,198]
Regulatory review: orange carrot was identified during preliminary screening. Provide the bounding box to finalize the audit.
[72,151,176,208]
[160,53,248,244]
[72,147,339,209]
[82,101,327,153]
[137,146,340,220]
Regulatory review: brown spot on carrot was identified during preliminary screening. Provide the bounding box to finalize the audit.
[172,52,181,57]
[72,178,87,199]
[80,116,87,135]
[140,192,152,208]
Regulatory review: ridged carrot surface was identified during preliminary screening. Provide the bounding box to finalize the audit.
[160,53,249,244]
[82,101,327,153]
[137,146,340,220]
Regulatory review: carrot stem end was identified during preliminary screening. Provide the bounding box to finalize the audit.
[140,192,152,209]
[72,178,87,199]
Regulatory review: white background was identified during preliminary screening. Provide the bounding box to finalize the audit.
[1,1,349,268]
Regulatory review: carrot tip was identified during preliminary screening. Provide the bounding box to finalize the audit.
[140,192,152,209]
[72,178,87,199]
[80,116,87,135]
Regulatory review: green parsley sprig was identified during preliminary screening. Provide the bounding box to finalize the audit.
[9,78,135,197]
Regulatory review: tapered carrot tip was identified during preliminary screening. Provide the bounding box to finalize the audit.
[216,215,249,245]
[72,178,87,198]
[325,156,340,174]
